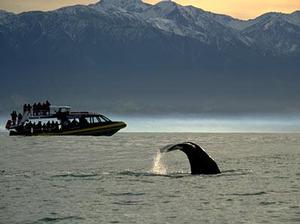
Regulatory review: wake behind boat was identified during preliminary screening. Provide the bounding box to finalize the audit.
[6,102,126,136]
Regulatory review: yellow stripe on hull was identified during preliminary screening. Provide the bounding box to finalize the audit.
[60,122,126,136]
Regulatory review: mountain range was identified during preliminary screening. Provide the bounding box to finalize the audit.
[0,0,299,115]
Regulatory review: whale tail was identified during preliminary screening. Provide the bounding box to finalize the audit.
[160,142,221,175]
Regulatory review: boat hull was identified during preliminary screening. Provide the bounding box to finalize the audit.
[9,122,126,136]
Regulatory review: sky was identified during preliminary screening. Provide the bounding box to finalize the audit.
[0,0,299,19]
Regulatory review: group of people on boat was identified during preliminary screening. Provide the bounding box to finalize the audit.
[21,117,89,134]
[7,100,52,129]
[23,100,51,116]
[22,121,60,134]
[9,111,23,126]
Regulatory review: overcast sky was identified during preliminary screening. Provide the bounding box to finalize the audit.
[0,0,299,19]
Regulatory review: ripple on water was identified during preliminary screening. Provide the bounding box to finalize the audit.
[112,200,149,206]
[118,170,161,177]
[36,216,84,223]
[220,169,253,176]
[108,192,146,196]
[50,172,100,178]
[230,191,267,196]
[259,201,277,205]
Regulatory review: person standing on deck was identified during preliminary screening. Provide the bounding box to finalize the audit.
[17,113,23,125]
[42,102,47,115]
[33,103,37,116]
[45,100,51,115]
[23,104,27,114]
[11,111,17,125]
[37,102,42,115]
[28,104,32,115]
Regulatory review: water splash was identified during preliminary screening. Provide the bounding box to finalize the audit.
[151,151,167,175]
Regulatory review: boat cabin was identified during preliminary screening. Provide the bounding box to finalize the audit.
[65,113,112,127]
[50,106,71,115]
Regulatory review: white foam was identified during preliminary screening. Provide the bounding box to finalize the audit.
[0,116,7,132]
[151,151,167,175]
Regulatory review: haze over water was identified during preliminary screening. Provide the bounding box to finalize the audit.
[1,133,299,223]
[2,115,300,133]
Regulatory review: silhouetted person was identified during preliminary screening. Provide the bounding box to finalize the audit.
[54,121,59,132]
[37,102,42,115]
[36,121,42,132]
[45,100,51,115]
[11,111,17,125]
[51,121,60,132]
[23,104,27,114]
[42,103,46,115]
[25,121,33,134]
[17,113,23,125]
[51,121,55,129]
[79,116,88,127]
[28,104,32,115]
[25,121,31,130]
[42,123,47,132]
[5,120,12,129]
[33,103,37,116]
[46,121,51,132]
[71,118,79,128]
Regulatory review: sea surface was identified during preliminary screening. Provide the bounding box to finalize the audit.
[0,133,299,224]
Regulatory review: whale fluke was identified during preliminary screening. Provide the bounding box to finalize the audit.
[160,142,221,175]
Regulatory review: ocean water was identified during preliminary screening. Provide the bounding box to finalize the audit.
[0,133,299,224]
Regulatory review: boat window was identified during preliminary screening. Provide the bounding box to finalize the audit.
[78,116,89,125]
[91,116,100,123]
[100,115,111,122]
[69,118,80,126]
[95,116,102,123]
[68,115,111,124]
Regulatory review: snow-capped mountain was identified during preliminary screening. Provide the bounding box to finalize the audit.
[89,0,300,54]
[0,0,300,114]
[241,12,300,55]
[141,1,252,49]
[1,0,299,56]
[0,0,299,77]
[0,9,14,23]
[92,0,150,12]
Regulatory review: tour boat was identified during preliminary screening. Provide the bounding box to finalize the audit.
[6,105,126,136]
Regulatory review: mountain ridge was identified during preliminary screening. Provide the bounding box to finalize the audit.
[0,0,299,114]
[1,0,299,22]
